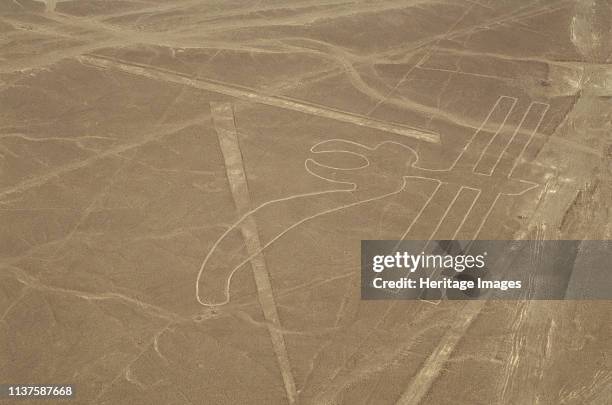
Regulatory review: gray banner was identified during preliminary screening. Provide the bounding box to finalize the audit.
[361,240,611,300]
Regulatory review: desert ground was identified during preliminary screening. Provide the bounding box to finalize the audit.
[0,0,610,404]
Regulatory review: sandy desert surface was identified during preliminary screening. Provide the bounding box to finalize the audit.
[0,0,611,404]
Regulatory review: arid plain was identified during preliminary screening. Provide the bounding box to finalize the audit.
[0,0,611,404]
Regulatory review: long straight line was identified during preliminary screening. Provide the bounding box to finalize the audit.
[395,300,484,405]
[79,54,440,143]
[210,102,297,404]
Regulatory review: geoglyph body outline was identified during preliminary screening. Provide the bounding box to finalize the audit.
[197,95,550,307]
